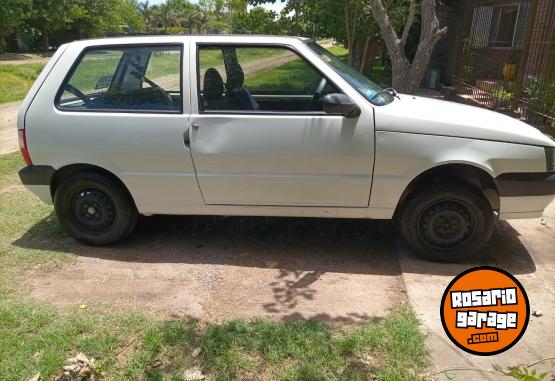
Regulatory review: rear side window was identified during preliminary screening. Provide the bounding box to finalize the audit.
[57,45,182,112]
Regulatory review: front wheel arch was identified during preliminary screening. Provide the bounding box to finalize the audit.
[394,164,500,220]
[397,183,495,262]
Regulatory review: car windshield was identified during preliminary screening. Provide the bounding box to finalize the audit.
[306,41,394,106]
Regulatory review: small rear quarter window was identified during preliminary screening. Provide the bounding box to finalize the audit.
[57,45,182,113]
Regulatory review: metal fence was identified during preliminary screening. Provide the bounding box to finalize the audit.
[450,0,555,135]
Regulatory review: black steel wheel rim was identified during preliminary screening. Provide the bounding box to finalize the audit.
[417,199,475,249]
[70,188,115,233]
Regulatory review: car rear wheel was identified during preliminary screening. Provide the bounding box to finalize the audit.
[54,172,138,245]
[397,184,494,262]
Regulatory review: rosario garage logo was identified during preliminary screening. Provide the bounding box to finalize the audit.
[440,267,530,356]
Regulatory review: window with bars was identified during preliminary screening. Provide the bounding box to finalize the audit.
[470,2,530,49]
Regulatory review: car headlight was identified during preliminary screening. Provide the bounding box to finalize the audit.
[546,147,555,171]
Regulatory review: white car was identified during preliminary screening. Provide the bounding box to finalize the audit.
[17,35,555,262]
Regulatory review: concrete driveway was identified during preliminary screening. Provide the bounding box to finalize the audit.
[401,202,555,380]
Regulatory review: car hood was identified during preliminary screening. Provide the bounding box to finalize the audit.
[374,94,555,147]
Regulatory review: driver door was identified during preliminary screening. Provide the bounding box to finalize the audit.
[189,44,374,207]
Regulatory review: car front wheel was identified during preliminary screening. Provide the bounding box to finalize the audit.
[397,184,495,262]
[54,172,138,245]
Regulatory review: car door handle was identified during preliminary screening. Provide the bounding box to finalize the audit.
[184,128,190,147]
[184,124,199,148]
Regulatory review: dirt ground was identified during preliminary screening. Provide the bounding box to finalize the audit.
[21,217,405,325]
[0,101,20,155]
[0,52,51,66]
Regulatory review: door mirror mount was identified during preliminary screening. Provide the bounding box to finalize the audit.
[323,93,361,118]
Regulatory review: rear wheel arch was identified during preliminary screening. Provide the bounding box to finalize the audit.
[50,164,136,208]
[394,164,500,218]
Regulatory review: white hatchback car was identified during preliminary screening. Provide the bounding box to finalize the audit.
[17,35,555,262]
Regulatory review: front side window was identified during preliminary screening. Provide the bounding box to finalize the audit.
[57,45,182,112]
[198,45,339,113]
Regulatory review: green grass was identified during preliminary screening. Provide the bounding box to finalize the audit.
[327,46,349,57]
[0,152,429,380]
[247,58,322,93]
[197,308,428,380]
[0,64,45,104]
[200,47,285,72]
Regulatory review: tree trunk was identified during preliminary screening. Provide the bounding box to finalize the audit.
[41,26,49,51]
[345,2,358,66]
[368,0,447,94]
[361,39,380,77]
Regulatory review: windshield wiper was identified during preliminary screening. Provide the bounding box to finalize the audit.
[370,87,400,101]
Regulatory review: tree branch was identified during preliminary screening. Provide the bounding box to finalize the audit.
[368,0,401,59]
[400,0,416,48]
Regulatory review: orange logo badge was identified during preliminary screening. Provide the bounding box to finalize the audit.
[440,267,529,356]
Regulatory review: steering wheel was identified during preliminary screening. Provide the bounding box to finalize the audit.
[64,84,92,106]
[130,70,174,106]
[142,76,173,105]
[307,77,328,111]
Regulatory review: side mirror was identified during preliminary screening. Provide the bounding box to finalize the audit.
[323,93,361,118]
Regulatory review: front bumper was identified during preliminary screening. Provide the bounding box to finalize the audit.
[496,172,555,219]
[18,165,55,204]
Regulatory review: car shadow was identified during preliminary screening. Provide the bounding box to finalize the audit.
[398,220,537,276]
[14,213,536,277]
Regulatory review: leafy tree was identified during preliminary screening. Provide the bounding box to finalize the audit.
[29,0,70,50]
[227,0,249,12]
[67,0,144,39]
[0,0,31,51]
[254,0,414,76]
[232,6,280,34]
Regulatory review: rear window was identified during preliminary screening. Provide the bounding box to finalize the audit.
[56,45,182,113]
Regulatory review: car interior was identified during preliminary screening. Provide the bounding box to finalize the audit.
[59,47,182,112]
[199,46,339,113]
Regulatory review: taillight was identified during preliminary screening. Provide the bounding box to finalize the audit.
[18,129,33,166]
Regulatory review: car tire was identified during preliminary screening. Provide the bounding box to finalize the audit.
[397,183,494,262]
[54,172,138,245]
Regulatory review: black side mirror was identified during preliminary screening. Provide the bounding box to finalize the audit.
[323,93,361,118]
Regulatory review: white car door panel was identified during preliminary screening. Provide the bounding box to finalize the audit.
[188,42,375,208]
[190,114,373,206]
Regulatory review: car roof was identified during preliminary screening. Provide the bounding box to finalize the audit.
[68,35,312,48]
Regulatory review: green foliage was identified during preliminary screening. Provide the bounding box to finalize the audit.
[232,6,282,34]
[28,0,73,49]
[494,364,555,381]
[1,0,145,51]
[0,0,31,44]
[66,0,146,38]
[525,77,555,115]
[0,63,44,104]
[198,305,428,380]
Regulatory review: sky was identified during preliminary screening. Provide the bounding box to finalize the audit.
[147,0,287,13]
